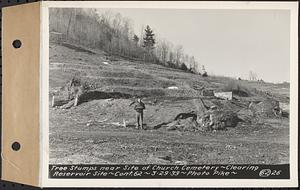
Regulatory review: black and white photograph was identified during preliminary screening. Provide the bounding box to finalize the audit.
[45,2,297,184]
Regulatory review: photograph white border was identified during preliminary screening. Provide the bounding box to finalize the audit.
[40,1,298,188]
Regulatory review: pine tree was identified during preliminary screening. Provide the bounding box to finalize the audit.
[133,34,139,45]
[180,63,188,71]
[143,25,155,50]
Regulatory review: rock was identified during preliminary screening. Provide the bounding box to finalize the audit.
[101,153,114,159]
[147,155,172,164]
[175,161,188,165]
[167,86,179,90]
[225,145,236,150]
[85,139,94,143]
[158,155,172,162]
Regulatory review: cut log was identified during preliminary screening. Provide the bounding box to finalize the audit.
[60,99,75,109]
[51,95,69,107]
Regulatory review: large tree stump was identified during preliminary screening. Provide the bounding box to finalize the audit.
[51,95,69,107]
[249,98,281,117]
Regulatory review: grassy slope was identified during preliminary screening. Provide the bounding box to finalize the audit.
[49,43,289,164]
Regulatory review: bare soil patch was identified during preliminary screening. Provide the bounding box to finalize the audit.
[49,44,290,165]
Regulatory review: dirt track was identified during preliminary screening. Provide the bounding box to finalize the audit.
[49,43,290,165]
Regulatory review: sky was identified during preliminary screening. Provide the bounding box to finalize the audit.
[98,8,290,83]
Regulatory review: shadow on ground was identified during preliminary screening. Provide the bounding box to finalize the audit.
[79,91,132,104]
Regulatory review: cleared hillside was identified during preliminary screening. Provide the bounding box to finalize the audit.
[49,43,289,165]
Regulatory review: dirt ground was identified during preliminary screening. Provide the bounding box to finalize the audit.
[49,43,290,165]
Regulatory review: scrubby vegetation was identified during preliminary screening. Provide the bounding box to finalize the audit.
[49,8,203,73]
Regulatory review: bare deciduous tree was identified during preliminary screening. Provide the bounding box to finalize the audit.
[49,8,205,72]
[249,71,258,81]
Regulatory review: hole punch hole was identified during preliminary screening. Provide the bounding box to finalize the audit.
[12,40,22,48]
[12,142,21,151]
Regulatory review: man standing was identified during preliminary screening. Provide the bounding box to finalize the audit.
[130,97,146,129]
